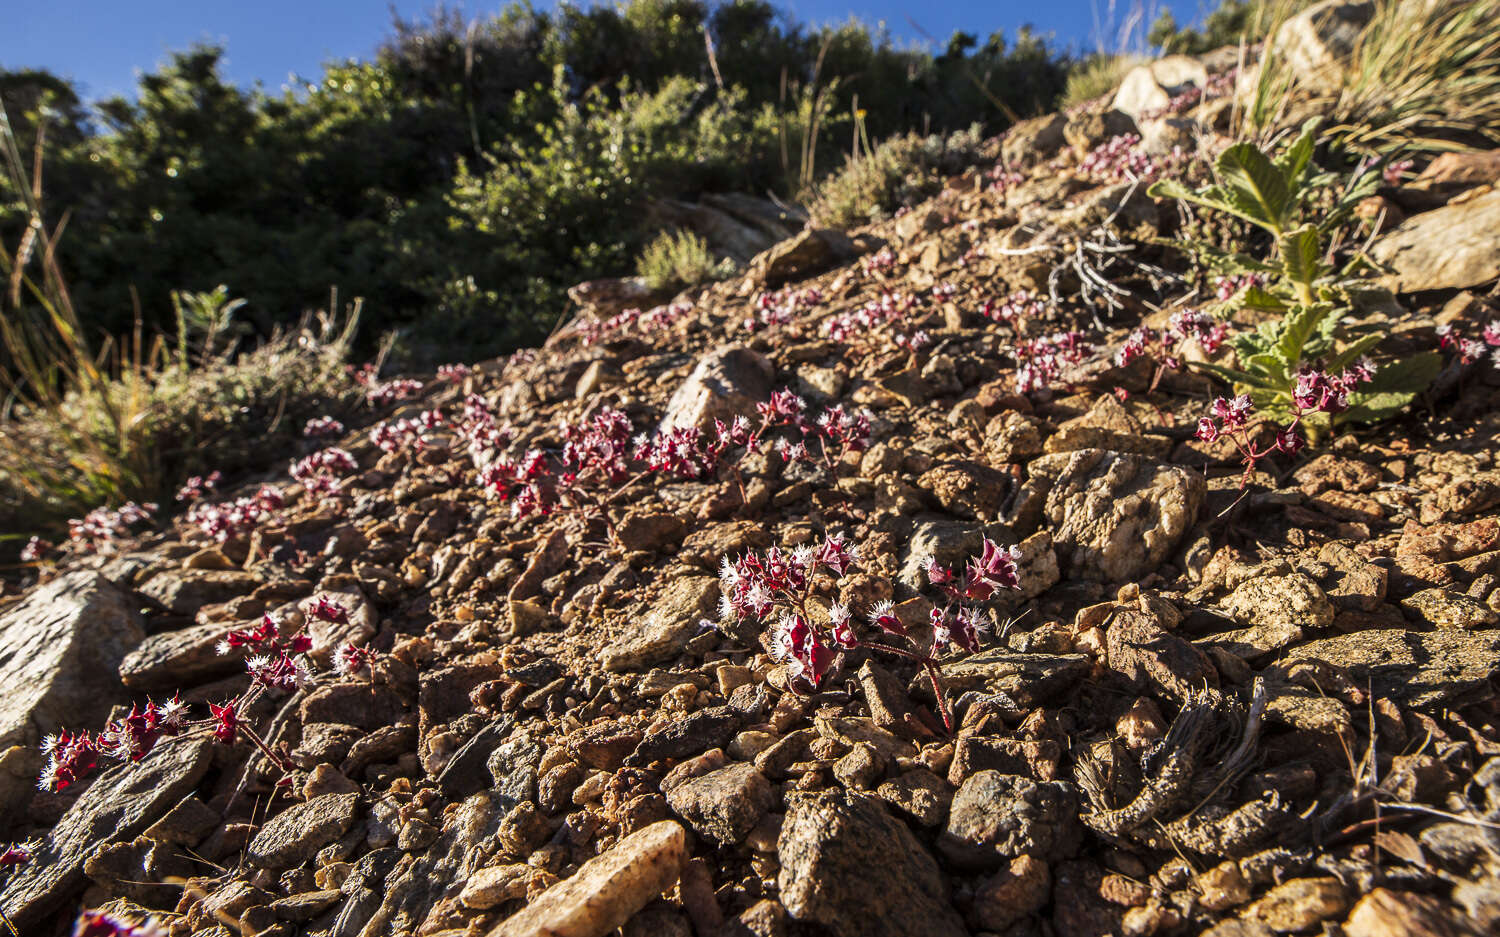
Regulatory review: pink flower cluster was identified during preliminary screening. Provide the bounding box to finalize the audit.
[290,446,358,498]
[1214,273,1266,302]
[1197,364,1376,485]
[174,471,221,503]
[1079,134,1188,183]
[1382,158,1415,186]
[1437,322,1500,365]
[746,288,821,332]
[980,290,1045,327]
[757,390,872,470]
[454,394,513,465]
[303,415,345,438]
[21,535,52,562]
[580,302,693,346]
[216,613,316,691]
[988,164,1024,192]
[1115,309,1227,378]
[39,695,187,791]
[1014,331,1092,394]
[436,363,472,382]
[718,536,862,688]
[74,910,167,937]
[367,378,424,407]
[67,502,156,552]
[860,247,898,277]
[719,534,1020,730]
[824,291,927,352]
[1,839,37,867]
[370,411,445,453]
[185,485,284,542]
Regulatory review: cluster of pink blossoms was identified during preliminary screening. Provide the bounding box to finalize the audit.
[67,502,156,553]
[824,291,928,352]
[303,415,345,438]
[454,394,513,464]
[370,410,445,453]
[987,164,1024,192]
[21,536,52,562]
[290,447,358,498]
[1115,309,1228,384]
[1382,158,1415,186]
[1079,134,1188,183]
[580,302,693,346]
[174,471,221,503]
[2,838,37,868]
[216,614,315,692]
[1014,331,1093,394]
[1214,273,1266,302]
[746,288,821,332]
[1437,322,1500,366]
[366,378,424,407]
[436,363,472,382]
[860,247,898,277]
[73,910,166,937]
[718,535,1020,730]
[39,695,188,792]
[185,485,284,542]
[1197,363,1376,484]
[980,289,1046,327]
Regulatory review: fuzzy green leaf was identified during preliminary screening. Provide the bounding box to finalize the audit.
[1272,303,1330,371]
[1236,285,1290,313]
[1217,141,1293,232]
[1274,118,1319,190]
[1326,332,1385,373]
[1277,224,1325,288]
[1341,351,1442,424]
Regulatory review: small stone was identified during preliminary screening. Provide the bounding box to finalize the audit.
[1222,573,1333,630]
[246,793,359,870]
[1401,587,1500,630]
[1345,887,1482,937]
[490,820,686,937]
[568,722,643,772]
[302,763,359,799]
[459,863,559,909]
[939,771,1081,869]
[1195,860,1251,912]
[832,743,884,790]
[875,768,952,826]
[1241,877,1349,933]
[778,790,966,937]
[970,855,1050,931]
[602,578,719,672]
[665,763,772,846]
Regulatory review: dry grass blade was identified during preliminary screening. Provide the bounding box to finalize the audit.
[1325,0,1500,155]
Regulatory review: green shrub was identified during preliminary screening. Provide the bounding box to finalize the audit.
[637,229,736,291]
[808,124,987,228]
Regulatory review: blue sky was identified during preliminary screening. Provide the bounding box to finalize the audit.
[3,1,1209,102]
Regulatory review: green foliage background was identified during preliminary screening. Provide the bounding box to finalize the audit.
[1,0,1072,362]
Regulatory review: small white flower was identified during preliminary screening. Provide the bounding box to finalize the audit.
[215,639,233,656]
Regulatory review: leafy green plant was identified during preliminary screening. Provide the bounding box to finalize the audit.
[1149,119,1440,434]
[636,228,736,292]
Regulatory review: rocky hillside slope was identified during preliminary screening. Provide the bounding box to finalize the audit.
[5,19,1500,937]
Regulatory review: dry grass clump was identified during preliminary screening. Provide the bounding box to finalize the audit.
[1,117,360,539]
[1062,54,1149,110]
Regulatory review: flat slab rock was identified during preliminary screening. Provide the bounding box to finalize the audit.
[118,618,247,690]
[488,819,686,937]
[0,737,213,930]
[247,792,361,869]
[0,570,144,752]
[778,790,967,937]
[1282,628,1500,708]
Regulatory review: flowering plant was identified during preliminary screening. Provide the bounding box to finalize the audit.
[1151,119,1439,435]
[37,599,371,795]
[719,534,1021,731]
